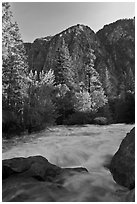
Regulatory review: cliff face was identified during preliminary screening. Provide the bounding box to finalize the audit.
[24,18,135,98]
[97,19,135,95]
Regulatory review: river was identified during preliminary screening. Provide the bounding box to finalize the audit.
[2,124,134,201]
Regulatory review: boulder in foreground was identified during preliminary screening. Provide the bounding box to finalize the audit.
[109,127,135,189]
[3,155,87,182]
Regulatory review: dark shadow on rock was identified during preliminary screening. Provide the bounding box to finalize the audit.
[103,154,113,170]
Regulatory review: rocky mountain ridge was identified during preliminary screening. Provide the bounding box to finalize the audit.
[24,18,135,98]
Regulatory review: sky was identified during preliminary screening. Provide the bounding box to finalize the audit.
[10,2,135,43]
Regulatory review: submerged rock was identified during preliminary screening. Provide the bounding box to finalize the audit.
[109,127,135,189]
[93,117,108,125]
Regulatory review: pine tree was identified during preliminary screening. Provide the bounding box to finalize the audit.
[84,49,96,93]
[85,49,108,112]
[53,38,82,123]
[104,67,112,96]
[126,67,135,93]
[2,2,28,114]
[54,38,76,89]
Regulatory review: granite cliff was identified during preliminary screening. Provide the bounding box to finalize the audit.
[24,18,135,99]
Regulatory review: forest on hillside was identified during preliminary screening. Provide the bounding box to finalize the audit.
[2,3,135,138]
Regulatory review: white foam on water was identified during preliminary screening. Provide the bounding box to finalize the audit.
[2,124,134,201]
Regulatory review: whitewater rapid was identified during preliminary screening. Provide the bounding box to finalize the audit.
[2,124,134,201]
